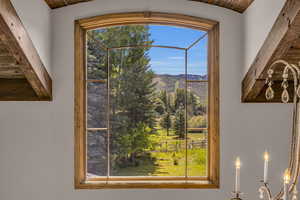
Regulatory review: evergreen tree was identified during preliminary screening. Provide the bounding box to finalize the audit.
[174,104,185,139]
[155,98,165,115]
[158,90,172,114]
[187,91,198,116]
[160,111,172,136]
[87,25,156,166]
[174,88,185,110]
[159,90,168,107]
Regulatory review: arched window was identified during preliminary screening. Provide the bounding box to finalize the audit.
[75,12,219,189]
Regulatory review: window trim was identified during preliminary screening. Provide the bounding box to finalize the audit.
[75,12,219,189]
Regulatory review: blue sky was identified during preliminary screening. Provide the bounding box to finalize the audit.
[148,25,207,75]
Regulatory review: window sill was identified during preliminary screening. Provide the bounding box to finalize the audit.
[75,180,219,189]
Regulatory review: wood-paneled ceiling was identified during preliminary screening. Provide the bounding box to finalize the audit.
[44,0,255,13]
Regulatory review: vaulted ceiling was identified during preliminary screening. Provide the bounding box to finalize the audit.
[44,0,255,13]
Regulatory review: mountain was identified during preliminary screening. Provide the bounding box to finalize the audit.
[153,74,208,100]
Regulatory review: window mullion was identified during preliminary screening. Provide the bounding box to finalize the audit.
[185,49,188,179]
[106,48,111,180]
[86,79,107,83]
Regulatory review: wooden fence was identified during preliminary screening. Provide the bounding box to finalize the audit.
[154,139,207,152]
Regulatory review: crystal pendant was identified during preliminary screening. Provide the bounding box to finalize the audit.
[292,187,298,200]
[265,86,274,100]
[259,188,264,199]
[293,195,298,200]
[282,88,290,103]
[267,69,274,77]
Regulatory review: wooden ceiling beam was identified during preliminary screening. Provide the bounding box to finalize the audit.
[0,79,40,101]
[189,0,254,13]
[0,0,52,100]
[44,0,93,9]
[242,0,300,102]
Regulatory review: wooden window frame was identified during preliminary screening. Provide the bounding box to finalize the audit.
[75,12,219,189]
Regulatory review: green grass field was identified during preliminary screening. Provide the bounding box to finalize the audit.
[112,128,207,177]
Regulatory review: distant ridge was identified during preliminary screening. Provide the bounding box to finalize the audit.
[153,74,208,99]
[157,74,208,80]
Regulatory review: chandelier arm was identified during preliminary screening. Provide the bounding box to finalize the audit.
[283,64,300,195]
[264,60,299,200]
[289,102,300,191]
[272,104,299,200]
[269,60,298,88]
[290,64,300,79]
[288,65,299,172]
[282,64,298,93]
[283,64,298,179]
[274,102,300,200]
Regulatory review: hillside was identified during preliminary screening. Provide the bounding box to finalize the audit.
[153,74,208,100]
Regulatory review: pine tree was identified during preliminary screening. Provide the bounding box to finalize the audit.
[187,91,198,116]
[87,25,156,165]
[174,104,185,139]
[160,111,172,136]
[158,90,172,114]
[160,90,168,107]
[174,88,185,110]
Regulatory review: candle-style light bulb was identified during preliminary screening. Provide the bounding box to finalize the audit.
[264,151,269,161]
[236,157,241,169]
[263,151,269,183]
[284,169,291,184]
[283,169,291,200]
[235,157,241,193]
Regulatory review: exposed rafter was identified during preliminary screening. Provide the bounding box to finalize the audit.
[242,0,300,102]
[189,0,254,13]
[44,0,92,9]
[0,0,52,100]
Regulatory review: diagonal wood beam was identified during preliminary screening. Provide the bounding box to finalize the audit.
[0,79,40,101]
[44,0,93,9]
[242,0,300,102]
[0,0,52,100]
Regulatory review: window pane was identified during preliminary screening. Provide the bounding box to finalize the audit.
[85,25,212,180]
[87,30,107,80]
[187,34,208,80]
[150,25,207,48]
[87,130,108,177]
[109,48,186,176]
[187,81,208,177]
[187,82,208,129]
[187,130,208,177]
[87,82,107,128]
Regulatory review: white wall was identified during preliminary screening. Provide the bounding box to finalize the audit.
[0,0,293,200]
[11,0,52,75]
[243,0,286,75]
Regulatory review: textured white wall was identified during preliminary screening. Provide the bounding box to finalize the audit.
[11,0,52,75]
[243,0,286,75]
[0,0,293,200]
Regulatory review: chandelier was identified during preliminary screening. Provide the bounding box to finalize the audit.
[231,60,300,200]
